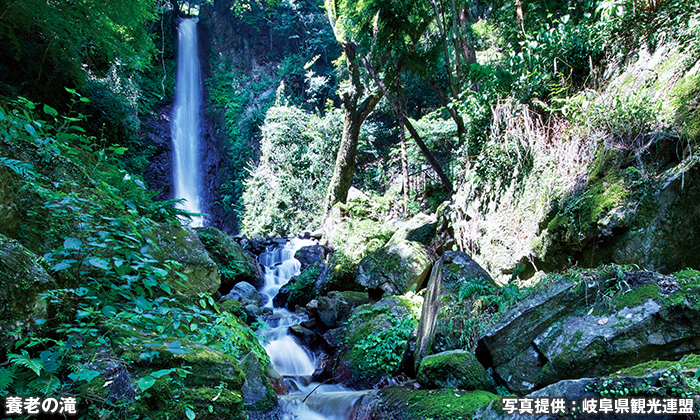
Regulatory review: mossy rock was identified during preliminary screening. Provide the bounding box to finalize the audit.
[416,350,495,392]
[358,386,500,420]
[0,233,53,344]
[0,167,20,237]
[147,223,221,296]
[338,294,422,386]
[195,226,264,291]
[414,251,496,369]
[355,238,436,296]
[316,290,370,329]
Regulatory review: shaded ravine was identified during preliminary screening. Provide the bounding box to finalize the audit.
[257,239,370,419]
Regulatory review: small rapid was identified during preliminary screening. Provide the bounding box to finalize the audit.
[257,239,370,419]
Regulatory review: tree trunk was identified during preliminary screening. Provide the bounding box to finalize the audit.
[324,43,382,212]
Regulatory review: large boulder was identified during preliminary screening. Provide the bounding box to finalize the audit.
[316,291,370,329]
[351,386,500,420]
[414,251,496,369]
[195,226,264,291]
[0,168,20,237]
[475,355,700,419]
[294,245,327,270]
[416,350,495,392]
[355,213,438,296]
[148,223,220,296]
[335,294,422,387]
[0,234,54,342]
[221,281,263,307]
[478,271,700,394]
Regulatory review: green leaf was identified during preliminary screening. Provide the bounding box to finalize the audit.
[138,376,156,392]
[43,104,58,117]
[159,283,172,294]
[113,147,128,155]
[102,305,117,318]
[63,238,82,250]
[40,351,61,373]
[87,258,110,270]
[79,97,90,103]
[150,369,173,379]
[68,369,100,384]
[199,299,206,309]
[186,406,196,420]
[24,123,37,137]
[152,267,168,277]
[51,262,72,272]
[0,367,15,391]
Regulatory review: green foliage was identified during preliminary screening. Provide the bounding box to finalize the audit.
[242,105,341,235]
[286,265,321,302]
[345,296,422,379]
[0,97,266,419]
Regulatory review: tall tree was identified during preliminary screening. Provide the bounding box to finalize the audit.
[324,0,383,211]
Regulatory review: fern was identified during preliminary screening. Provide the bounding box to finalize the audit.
[0,157,37,179]
[8,350,43,376]
[458,278,495,301]
[0,367,15,391]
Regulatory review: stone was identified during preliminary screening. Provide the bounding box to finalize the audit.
[336,294,423,387]
[0,234,54,344]
[416,350,495,392]
[316,291,370,329]
[221,281,262,307]
[414,251,496,368]
[354,214,439,296]
[195,226,264,290]
[148,223,220,296]
[240,351,277,411]
[288,324,321,348]
[294,245,327,270]
[0,167,20,237]
[478,273,700,394]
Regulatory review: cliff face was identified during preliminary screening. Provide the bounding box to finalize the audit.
[451,44,700,283]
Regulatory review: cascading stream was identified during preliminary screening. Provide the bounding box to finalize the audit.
[172,18,203,227]
[258,239,370,420]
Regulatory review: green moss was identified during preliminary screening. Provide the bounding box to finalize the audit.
[379,387,500,420]
[613,355,700,378]
[612,284,660,310]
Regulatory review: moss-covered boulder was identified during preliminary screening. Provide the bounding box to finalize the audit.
[0,233,54,342]
[414,251,496,369]
[336,294,422,387]
[478,270,700,394]
[355,213,439,296]
[416,350,495,392]
[352,385,500,420]
[0,167,20,237]
[148,223,220,296]
[195,226,264,291]
[316,290,370,329]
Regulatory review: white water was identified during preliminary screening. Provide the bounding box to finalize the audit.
[257,239,369,420]
[172,19,203,227]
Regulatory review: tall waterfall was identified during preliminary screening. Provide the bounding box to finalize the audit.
[172,19,203,227]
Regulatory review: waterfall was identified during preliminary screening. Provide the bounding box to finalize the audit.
[172,19,203,227]
[258,239,371,420]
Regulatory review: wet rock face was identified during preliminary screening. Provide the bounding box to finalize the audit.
[414,251,496,369]
[355,213,438,296]
[478,274,700,394]
[294,245,327,270]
